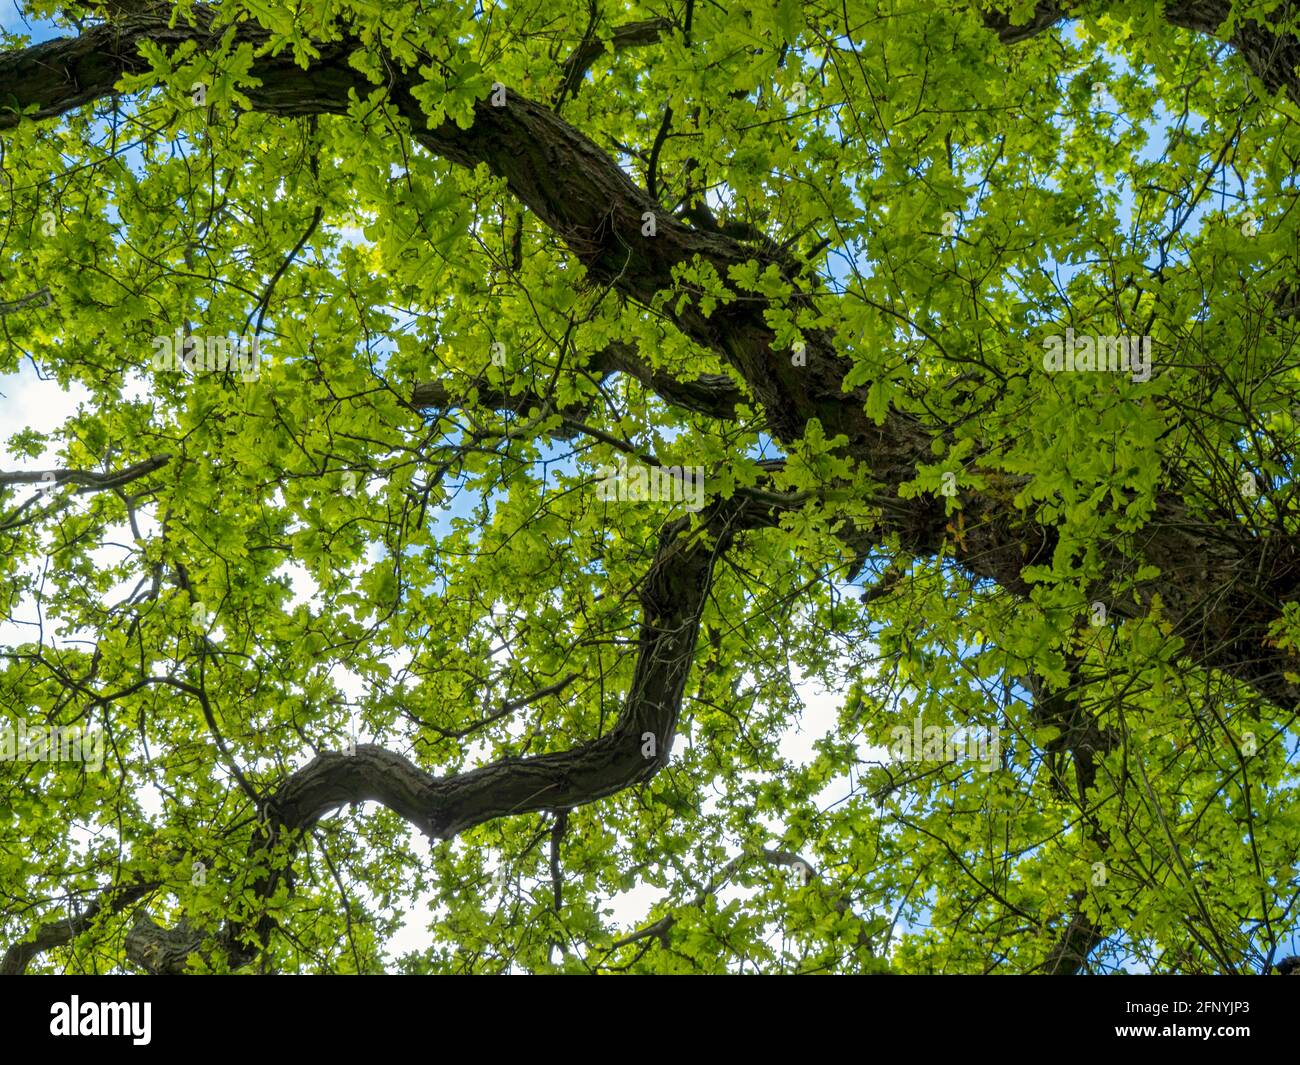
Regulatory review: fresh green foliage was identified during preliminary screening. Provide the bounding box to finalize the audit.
[0,0,1298,975]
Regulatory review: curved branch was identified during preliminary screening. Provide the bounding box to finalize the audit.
[270,498,774,843]
[8,494,782,973]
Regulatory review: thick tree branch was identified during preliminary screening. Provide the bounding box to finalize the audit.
[18,493,783,973]
[0,453,171,491]
[271,498,774,842]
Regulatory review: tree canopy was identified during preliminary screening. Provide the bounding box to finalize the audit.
[1,0,1299,975]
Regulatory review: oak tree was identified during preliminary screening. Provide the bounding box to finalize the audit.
[1,0,1299,974]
